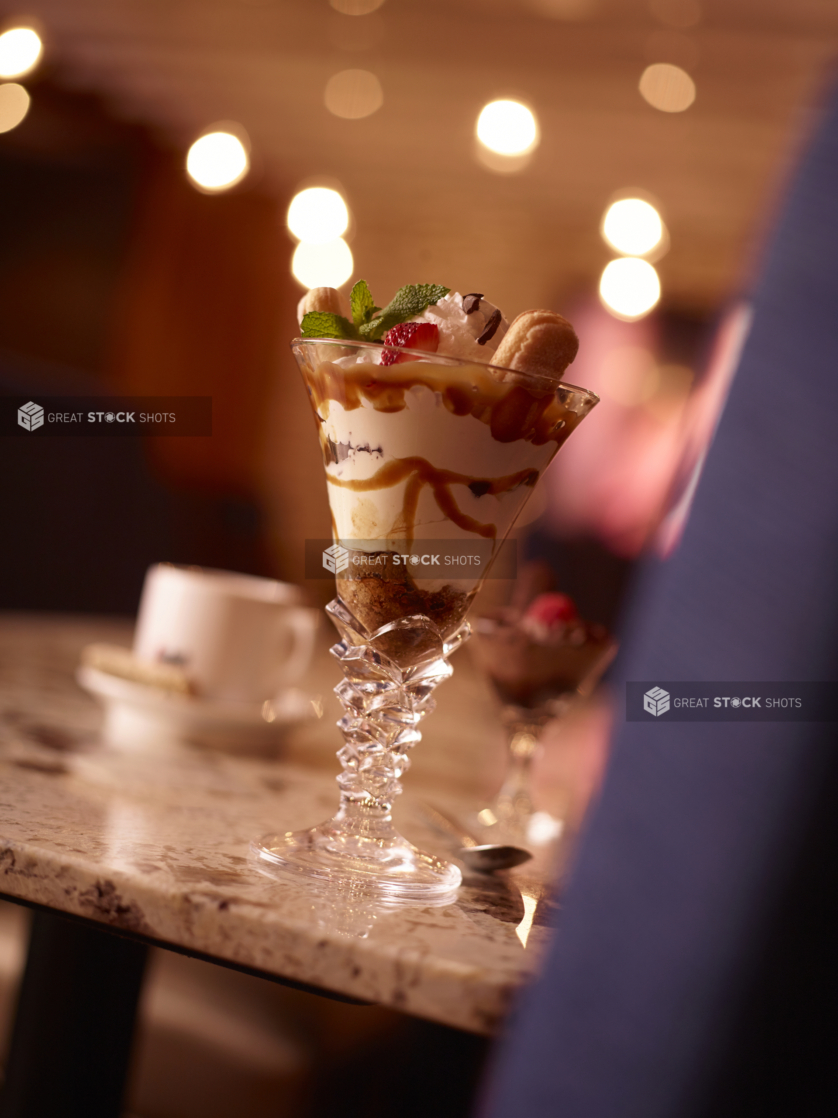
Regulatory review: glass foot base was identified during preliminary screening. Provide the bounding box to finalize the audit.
[251,820,462,902]
[474,806,564,848]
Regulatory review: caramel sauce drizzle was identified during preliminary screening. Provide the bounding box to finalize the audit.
[303,359,581,446]
[302,357,591,544]
[327,456,539,541]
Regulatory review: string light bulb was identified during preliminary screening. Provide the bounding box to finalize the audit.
[476,100,539,156]
[599,257,661,321]
[0,27,42,79]
[292,238,354,289]
[602,198,664,257]
[287,188,349,244]
[186,129,249,192]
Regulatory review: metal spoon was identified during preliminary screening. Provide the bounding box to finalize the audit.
[420,802,532,873]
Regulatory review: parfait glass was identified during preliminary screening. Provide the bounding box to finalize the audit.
[471,611,615,846]
[252,339,598,900]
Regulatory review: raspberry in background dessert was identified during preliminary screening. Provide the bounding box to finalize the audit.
[472,592,613,710]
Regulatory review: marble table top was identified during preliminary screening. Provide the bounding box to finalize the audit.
[0,612,569,1035]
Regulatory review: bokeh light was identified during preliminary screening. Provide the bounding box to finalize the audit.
[602,198,664,256]
[0,28,42,80]
[639,63,696,112]
[329,0,385,13]
[287,187,349,245]
[599,258,661,320]
[186,130,249,192]
[476,100,539,156]
[292,238,354,289]
[523,0,598,20]
[0,83,30,133]
[324,69,383,119]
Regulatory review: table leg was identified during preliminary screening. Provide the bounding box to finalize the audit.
[1,910,148,1118]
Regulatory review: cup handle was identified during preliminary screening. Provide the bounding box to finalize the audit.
[274,609,319,688]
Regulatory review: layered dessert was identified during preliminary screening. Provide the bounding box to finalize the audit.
[471,592,614,711]
[295,281,596,640]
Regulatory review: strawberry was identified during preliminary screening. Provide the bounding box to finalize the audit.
[524,592,579,629]
[380,322,440,366]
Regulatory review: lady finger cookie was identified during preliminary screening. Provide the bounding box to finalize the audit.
[297,286,345,325]
[492,310,579,379]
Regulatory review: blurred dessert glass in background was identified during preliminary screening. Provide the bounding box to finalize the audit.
[471,581,615,847]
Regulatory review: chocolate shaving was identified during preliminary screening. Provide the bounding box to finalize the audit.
[477,308,502,345]
[326,438,382,465]
[462,293,484,315]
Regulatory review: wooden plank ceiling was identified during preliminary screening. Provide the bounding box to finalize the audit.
[11,0,838,317]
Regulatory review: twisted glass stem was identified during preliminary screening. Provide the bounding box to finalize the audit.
[326,598,469,829]
[333,647,451,814]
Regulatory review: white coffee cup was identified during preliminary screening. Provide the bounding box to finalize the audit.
[133,564,319,704]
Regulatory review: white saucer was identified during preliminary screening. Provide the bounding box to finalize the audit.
[77,665,318,754]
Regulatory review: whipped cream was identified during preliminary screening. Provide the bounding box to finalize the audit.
[412,292,508,364]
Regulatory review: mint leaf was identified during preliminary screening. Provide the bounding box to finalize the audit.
[301,283,451,343]
[360,283,450,340]
[389,283,450,319]
[349,280,379,327]
[301,311,360,340]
